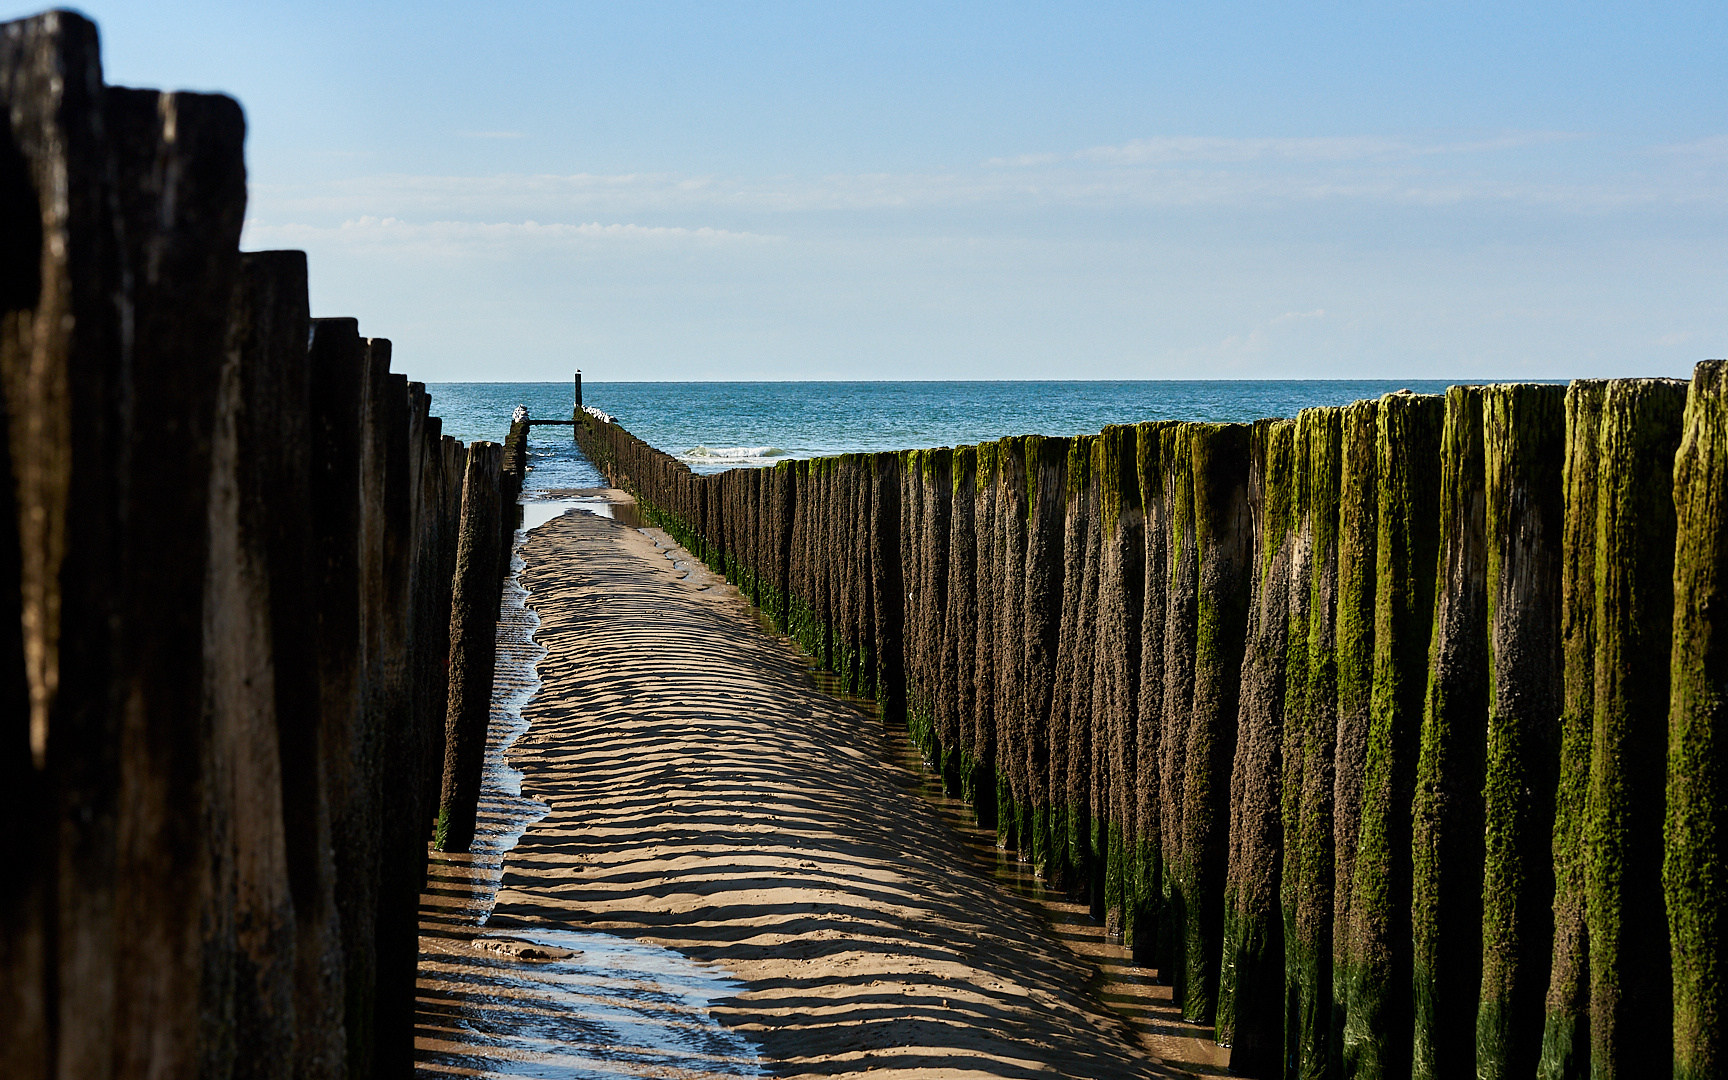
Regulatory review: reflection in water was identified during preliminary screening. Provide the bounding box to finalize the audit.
[416,523,764,1079]
[418,928,764,1080]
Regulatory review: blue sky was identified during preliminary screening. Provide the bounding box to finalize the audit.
[37,1,1728,381]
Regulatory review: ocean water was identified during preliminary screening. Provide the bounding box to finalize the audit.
[424,380,1473,486]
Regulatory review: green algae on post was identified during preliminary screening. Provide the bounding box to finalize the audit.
[1476,384,1565,1080]
[1050,435,1096,891]
[1158,424,1198,993]
[1342,390,1443,1080]
[1182,422,1253,1024]
[1666,359,1728,1080]
[1290,406,1344,1080]
[1411,386,1490,1080]
[1586,378,1685,1079]
[1131,422,1168,964]
[1537,382,1605,1080]
[1330,397,1380,1077]
[1096,425,1145,940]
[1217,418,1296,1070]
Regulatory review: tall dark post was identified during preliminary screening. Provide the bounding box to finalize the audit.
[435,441,505,854]
[574,369,583,413]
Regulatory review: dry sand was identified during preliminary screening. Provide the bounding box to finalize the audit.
[416,500,1228,1079]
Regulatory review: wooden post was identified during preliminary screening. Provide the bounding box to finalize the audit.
[574,369,583,413]
[107,84,247,1080]
[436,441,505,853]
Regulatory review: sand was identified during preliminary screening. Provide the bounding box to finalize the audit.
[416,500,1220,1079]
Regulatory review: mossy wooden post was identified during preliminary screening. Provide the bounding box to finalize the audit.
[1183,422,1253,1024]
[1667,359,1728,1080]
[1330,398,1380,1075]
[1079,435,1107,912]
[1290,406,1344,1080]
[1159,424,1199,987]
[1131,423,1168,965]
[1586,378,1685,1078]
[1537,381,1605,1080]
[1218,419,1295,1069]
[1475,384,1565,1080]
[435,441,505,853]
[946,447,981,804]
[1098,425,1145,939]
[997,437,1031,852]
[1024,436,1069,873]
[1342,391,1443,1080]
[972,443,1001,828]
[924,449,954,770]
[1411,386,1491,1080]
[1051,434,1095,892]
[870,452,906,726]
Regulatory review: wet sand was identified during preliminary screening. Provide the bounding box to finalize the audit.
[417,499,1224,1078]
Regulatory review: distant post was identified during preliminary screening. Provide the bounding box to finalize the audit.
[573,369,583,413]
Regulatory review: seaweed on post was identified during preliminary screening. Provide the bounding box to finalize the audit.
[1096,425,1145,940]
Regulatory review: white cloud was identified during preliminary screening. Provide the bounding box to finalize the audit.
[457,130,527,139]
[1272,308,1326,323]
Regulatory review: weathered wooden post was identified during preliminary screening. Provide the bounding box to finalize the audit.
[1131,422,1167,966]
[1178,423,1252,1024]
[435,441,505,853]
[1411,385,1490,1080]
[1585,378,1685,1078]
[307,316,371,1079]
[108,83,248,1080]
[1217,418,1296,1071]
[1475,383,1564,1080]
[1666,359,1728,1080]
[207,250,315,1080]
[1289,406,1345,1079]
[1538,380,1606,1080]
[1329,397,1380,1074]
[0,16,128,1076]
[1341,390,1444,1077]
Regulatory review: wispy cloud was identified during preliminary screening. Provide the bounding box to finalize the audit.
[243,130,1727,231]
[457,130,527,139]
[241,215,775,258]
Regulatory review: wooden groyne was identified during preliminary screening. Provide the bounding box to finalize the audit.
[0,13,516,1079]
[575,369,1728,1078]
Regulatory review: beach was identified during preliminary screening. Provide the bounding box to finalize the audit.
[414,498,1227,1078]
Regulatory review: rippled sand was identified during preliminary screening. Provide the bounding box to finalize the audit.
[418,502,1217,1078]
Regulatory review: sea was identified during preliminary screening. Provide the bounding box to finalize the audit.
[424,380,1468,491]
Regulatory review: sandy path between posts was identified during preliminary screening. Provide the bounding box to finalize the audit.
[419,505,1192,1079]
